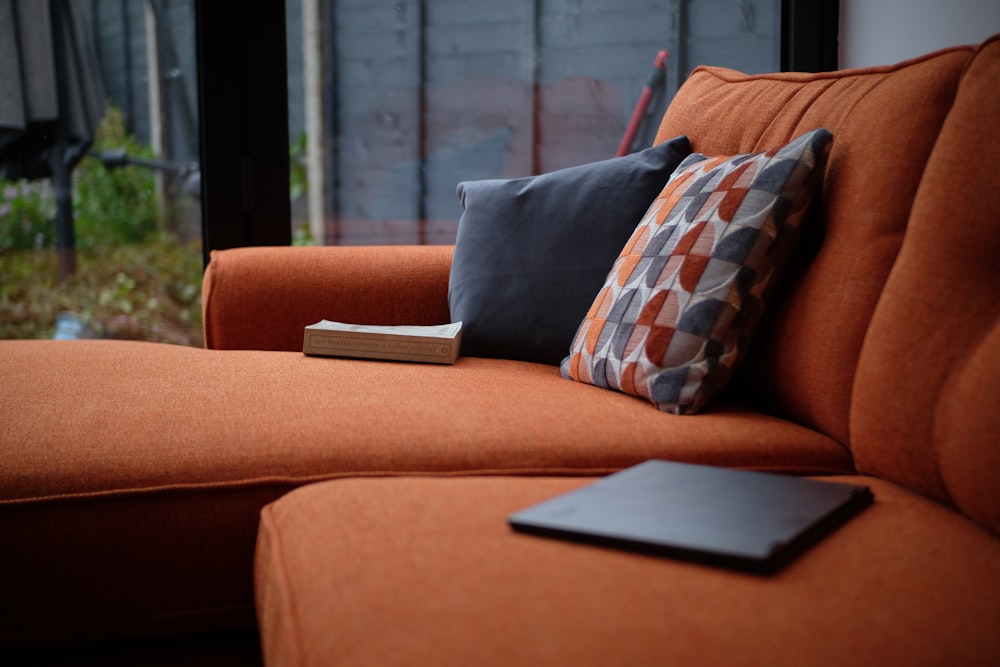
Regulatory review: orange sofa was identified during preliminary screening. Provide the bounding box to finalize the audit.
[3,37,1000,665]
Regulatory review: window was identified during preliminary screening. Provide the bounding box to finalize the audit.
[198,0,838,255]
[0,0,835,345]
[284,0,783,246]
[0,0,203,345]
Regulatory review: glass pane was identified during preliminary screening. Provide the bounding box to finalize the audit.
[0,0,202,346]
[285,0,780,246]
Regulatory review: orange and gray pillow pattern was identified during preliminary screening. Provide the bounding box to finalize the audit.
[562,128,833,415]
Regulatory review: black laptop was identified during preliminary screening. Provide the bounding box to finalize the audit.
[508,459,873,574]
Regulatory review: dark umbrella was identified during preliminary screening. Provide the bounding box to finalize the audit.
[0,0,105,278]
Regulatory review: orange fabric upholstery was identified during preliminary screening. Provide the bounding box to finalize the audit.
[850,36,1000,535]
[0,342,849,501]
[0,339,850,642]
[202,244,453,351]
[2,35,999,661]
[654,45,973,446]
[247,39,1000,666]
[255,475,1000,667]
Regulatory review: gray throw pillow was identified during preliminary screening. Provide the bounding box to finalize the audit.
[448,136,691,365]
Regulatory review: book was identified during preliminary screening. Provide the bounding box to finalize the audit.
[303,320,463,364]
[509,459,873,574]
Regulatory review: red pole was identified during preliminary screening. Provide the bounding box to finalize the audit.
[616,50,669,157]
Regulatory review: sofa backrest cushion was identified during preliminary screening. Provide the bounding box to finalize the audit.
[654,45,974,446]
[851,36,1000,536]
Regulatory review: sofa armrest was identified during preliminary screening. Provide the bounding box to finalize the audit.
[202,245,454,350]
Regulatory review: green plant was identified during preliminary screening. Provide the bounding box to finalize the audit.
[0,180,56,250]
[0,106,160,251]
[0,233,204,346]
[74,107,160,247]
[289,129,308,204]
[0,106,204,346]
[288,130,317,245]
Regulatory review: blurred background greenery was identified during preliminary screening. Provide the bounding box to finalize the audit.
[0,107,204,346]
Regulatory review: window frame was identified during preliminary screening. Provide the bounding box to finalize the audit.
[782,0,840,72]
[194,0,839,264]
[195,0,293,264]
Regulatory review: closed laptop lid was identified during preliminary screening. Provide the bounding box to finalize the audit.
[508,459,873,574]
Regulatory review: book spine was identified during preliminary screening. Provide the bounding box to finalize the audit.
[303,332,458,364]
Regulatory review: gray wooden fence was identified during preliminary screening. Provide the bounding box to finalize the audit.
[88,0,779,244]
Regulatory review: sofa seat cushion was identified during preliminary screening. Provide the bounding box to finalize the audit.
[2,340,852,497]
[0,339,851,642]
[254,475,1000,667]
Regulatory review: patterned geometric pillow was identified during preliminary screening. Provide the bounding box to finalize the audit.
[561,128,832,415]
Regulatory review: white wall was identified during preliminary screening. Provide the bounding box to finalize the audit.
[840,0,1000,68]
